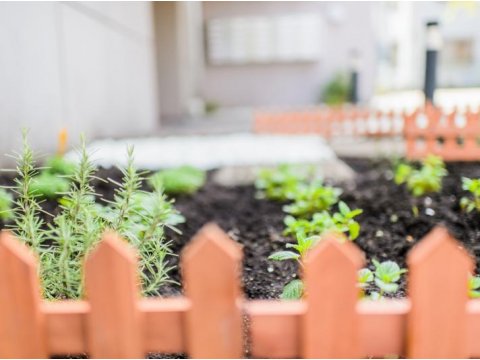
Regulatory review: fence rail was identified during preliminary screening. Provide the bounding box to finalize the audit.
[254,106,480,161]
[0,224,479,358]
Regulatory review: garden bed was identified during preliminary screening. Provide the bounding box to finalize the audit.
[2,158,480,300]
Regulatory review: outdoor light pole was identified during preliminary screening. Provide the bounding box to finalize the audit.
[423,21,442,105]
[349,49,360,105]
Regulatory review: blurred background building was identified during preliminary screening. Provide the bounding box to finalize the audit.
[0,1,479,155]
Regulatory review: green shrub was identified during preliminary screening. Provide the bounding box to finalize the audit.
[149,166,206,195]
[394,155,447,197]
[321,73,350,106]
[29,172,70,200]
[358,260,407,300]
[0,188,13,221]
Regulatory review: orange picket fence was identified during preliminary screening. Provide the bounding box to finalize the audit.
[404,106,480,160]
[254,107,404,139]
[0,224,479,359]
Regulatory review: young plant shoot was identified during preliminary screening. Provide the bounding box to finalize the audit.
[460,177,480,213]
[358,260,407,300]
[255,164,312,201]
[269,201,362,300]
[149,165,206,195]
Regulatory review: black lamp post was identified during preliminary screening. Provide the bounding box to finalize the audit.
[423,21,442,105]
[349,49,360,105]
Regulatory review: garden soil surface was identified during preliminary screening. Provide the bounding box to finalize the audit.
[3,158,480,358]
[2,158,480,300]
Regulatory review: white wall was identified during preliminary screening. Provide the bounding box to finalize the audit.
[0,2,159,163]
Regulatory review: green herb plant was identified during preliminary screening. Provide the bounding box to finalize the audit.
[269,201,362,300]
[149,165,206,195]
[358,260,407,300]
[29,172,70,200]
[394,155,447,215]
[7,133,183,299]
[283,181,342,217]
[255,164,313,201]
[460,177,480,213]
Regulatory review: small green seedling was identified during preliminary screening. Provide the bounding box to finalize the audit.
[283,181,342,217]
[255,164,311,201]
[469,275,480,299]
[283,201,362,241]
[45,155,77,176]
[29,172,70,199]
[149,166,206,195]
[0,188,14,221]
[394,155,447,197]
[460,177,480,213]
[270,202,362,300]
[359,260,407,300]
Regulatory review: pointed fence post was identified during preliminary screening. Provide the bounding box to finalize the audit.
[85,232,143,358]
[0,232,47,358]
[301,235,364,358]
[407,226,473,358]
[182,223,243,358]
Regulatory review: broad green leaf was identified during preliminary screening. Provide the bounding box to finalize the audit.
[348,221,360,240]
[375,278,399,293]
[268,251,300,261]
[358,268,373,284]
[338,201,350,216]
[469,275,480,290]
[281,279,304,300]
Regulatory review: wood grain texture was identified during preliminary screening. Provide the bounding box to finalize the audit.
[182,223,243,358]
[85,232,143,358]
[0,231,47,358]
[407,226,473,358]
[302,235,364,358]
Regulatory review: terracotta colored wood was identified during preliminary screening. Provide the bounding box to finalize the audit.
[43,300,89,355]
[139,297,190,353]
[358,299,410,358]
[0,231,47,358]
[302,235,364,358]
[467,300,480,357]
[85,232,143,358]
[246,300,305,358]
[407,226,473,358]
[182,223,243,358]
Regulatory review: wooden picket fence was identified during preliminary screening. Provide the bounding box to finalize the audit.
[254,107,404,139]
[405,105,480,160]
[254,105,480,161]
[1,224,480,358]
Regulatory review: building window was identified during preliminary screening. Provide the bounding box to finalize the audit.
[206,14,323,65]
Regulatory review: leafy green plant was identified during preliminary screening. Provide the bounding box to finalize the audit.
[29,172,70,200]
[44,155,77,176]
[255,164,312,201]
[394,155,447,197]
[0,188,14,221]
[7,133,183,299]
[460,177,480,213]
[283,181,342,217]
[283,201,362,241]
[269,201,362,300]
[149,166,206,195]
[358,260,407,300]
[469,275,480,299]
[321,73,350,106]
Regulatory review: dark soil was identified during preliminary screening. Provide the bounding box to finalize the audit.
[2,159,480,301]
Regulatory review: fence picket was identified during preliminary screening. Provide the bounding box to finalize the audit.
[85,232,143,358]
[407,226,473,358]
[182,223,243,358]
[0,231,47,358]
[302,235,364,358]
